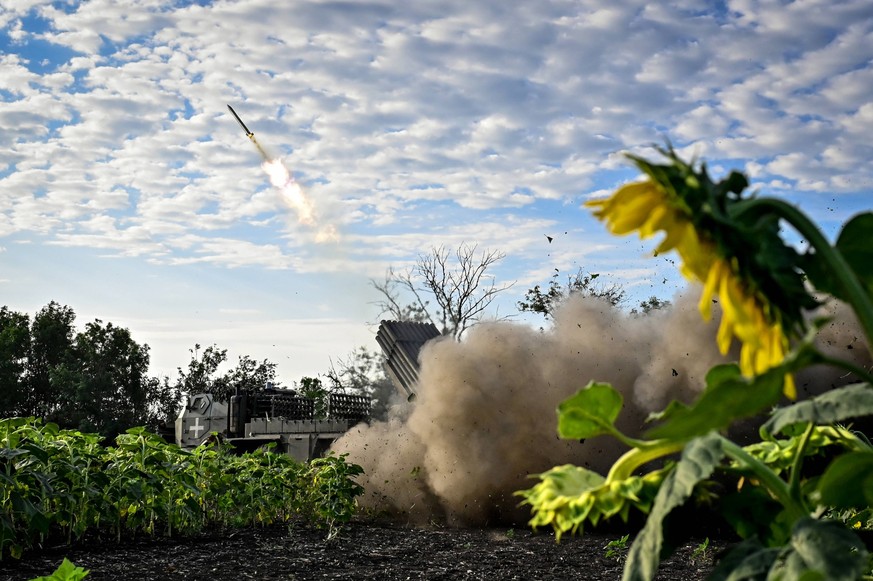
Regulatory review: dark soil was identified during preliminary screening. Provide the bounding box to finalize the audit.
[0,519,725,581]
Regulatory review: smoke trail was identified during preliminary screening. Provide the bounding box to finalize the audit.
[332,290,870,526]
[249,135,338,243]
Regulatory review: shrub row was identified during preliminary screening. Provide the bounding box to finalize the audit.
[1,417,363,559]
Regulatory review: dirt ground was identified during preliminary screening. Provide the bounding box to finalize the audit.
[0,518,724,581]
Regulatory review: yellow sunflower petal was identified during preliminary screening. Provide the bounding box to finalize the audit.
[639,204,670,238]
[783,374,796,400]
[718,318,736,355]
[607,190,664,235]
[586,182,654,219]
[676,231,714,281]
[720,269,756,340]
[698,259,724,320]
[654,212,688,254]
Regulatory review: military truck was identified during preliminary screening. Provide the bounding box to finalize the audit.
[176,388,369,461]
[175,320,440,461]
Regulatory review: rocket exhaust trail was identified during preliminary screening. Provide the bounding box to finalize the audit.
[226,104,338,241]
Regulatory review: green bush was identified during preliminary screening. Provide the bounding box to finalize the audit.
[1,418,365,560]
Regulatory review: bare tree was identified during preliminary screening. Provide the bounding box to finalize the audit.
[370,267,432,325]
[371,243,513,338]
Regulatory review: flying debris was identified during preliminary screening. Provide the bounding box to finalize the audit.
[227,104,254,139]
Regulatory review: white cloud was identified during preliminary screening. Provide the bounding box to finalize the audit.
[2,0,873,377]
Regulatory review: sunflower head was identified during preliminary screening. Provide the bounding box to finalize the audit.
[586,147,817,396]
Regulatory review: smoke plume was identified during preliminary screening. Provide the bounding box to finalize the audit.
[332,291,870,526]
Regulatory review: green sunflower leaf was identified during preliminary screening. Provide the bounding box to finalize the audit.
[816,451,873,509]
[708,537,779,581]
[835,211,873,296]
[29,557,90,581]
[622,432,724,581]
[646,364,783,441]
[762,383,873,437]
[804,212,873,302]
[557,382,623,440]
[770,518,869,581]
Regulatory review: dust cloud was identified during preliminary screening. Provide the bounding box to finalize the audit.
[331,291,870,526]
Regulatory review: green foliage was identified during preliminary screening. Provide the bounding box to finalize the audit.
[69,319,153,438]
[690,537,710,563]
[817,451,873,509]
[804,212,873,302]
[301,453,365,539]
[1,418,366,560]
[646,364,784,441]
[29,558,89,581]
[835,212,873,296]
[710,518,869,581]
[557,382,624,440]
[0,307,31,416]
[517,269,628,318]
[517,464,667,541]
[630,296,672,316]
[604,533,630,561]
[622,433,724,581]
[504,528,516,539]
[174,344,279,402]
[0,302,180,437]
[517,150,873,581]
[762,383,873,437]
[297,377,329,419]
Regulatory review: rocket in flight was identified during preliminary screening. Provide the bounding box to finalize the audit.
[227,104,254,139]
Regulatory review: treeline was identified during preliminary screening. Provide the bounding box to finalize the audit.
[0,302,279,440]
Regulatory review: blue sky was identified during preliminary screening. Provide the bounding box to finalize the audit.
[2,0,872,385]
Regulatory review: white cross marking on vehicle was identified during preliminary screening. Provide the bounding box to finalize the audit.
[189,417,205,438]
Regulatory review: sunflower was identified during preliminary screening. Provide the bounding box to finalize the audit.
[698,257,795,398]
[585,155,798,398]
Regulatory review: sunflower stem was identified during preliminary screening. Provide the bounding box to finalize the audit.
[605,441,685,482]
[736,198,873,353]
[787,422,815,508]
[720,437,807,522]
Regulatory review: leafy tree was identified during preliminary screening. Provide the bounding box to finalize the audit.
[631,296,671,315]
[0,307,31,416]
[296,376,328,418]
[173,344,279,402]
[1,302,181,437]
[518,269,670,319]
[372,243,513,338]
[144,374,182,430]
[25,301,77,418]
[174,344,230,397]
[66,319,154,438]
[224,354,279,397]
[517,269,627,319]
